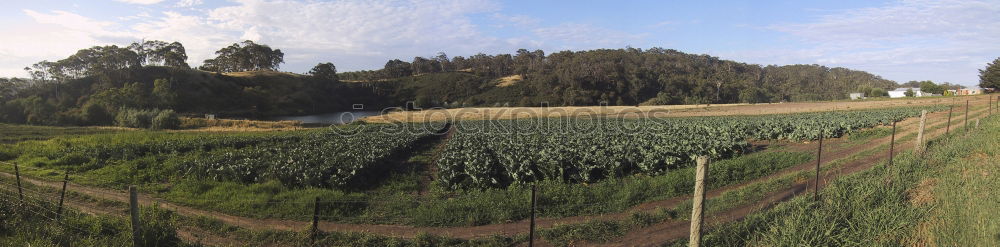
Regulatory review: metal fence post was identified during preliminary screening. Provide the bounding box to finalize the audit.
[14,163,23,202]
[946,105,953,135]
[888,121,896,167]
[814,134,823,202]
[312,197,320,245]
[57,171,69,220]
[965,100,970,132]
[529,184,537,247]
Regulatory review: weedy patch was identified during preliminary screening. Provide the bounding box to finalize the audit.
[908,178,936,206]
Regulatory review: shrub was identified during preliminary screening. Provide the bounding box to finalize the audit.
[116,108,179,129]
[82,103,114,125]
[138,205,184,247]
[151,109,180,130]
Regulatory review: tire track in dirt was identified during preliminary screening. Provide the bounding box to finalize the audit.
[0,99,989,242]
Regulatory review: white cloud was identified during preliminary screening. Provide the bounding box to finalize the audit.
[0,0,651,77]
[764,0,1000,85]
[492,13,540,27]
[0,10,135,77]
[176,0,202,7]
[532,23,647,50]
[114,0,166,5]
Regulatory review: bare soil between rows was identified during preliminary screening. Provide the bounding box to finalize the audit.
[0,96,992,245]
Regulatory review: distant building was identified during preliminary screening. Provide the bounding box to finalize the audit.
[949,88,983,95]
[849,93,865,100]
[888,88,925,98]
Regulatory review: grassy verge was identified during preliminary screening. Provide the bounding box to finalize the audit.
[914,119,1000,246]
[535,105,989,245]
[0,186,194,246]
[0,123,123,144]
[665,114,999,246]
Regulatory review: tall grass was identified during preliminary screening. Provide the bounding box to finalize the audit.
[673,114,1000,246]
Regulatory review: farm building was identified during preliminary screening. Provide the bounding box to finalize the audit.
[888,88,926,98]
[947,88,983,96]
[848,93,865,100]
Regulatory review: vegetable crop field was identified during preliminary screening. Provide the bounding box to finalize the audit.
[2,101,985,246]
[439,106,944,188]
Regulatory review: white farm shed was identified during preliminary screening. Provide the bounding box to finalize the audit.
[888,88,925,98]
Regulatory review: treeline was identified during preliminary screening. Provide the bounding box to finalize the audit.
[898,80,966,95]
[344,48,900,107]
[0,40,351,127]
[2,40,940,128]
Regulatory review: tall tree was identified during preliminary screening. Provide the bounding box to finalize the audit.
[129,40,190,68]
[435,52,452,72]
[382,59,412,78]
[980,57,1000,89]
[309,62,339,81]
[24,45,141,82]
[200,40,284,73]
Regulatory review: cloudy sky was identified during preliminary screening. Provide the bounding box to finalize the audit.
[1,0,998,86]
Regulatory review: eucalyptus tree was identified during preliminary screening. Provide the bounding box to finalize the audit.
[309,62,339,81]
[200,40,284,72]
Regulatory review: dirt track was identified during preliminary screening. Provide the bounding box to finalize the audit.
[601,97,993,246]
[0,95,994,245]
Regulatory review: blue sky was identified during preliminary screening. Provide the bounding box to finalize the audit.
[1,0,998,86]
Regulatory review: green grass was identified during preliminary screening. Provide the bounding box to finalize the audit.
[534,105,993,245]
[0,123,813,227]
[0,105,973,232]
[918,125,1000,246]
[847,125,893,142]
[0,123,121,144]
[0,188,193,246]
[662,114,1000,246]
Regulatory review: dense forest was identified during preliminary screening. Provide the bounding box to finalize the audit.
[0,40,956,127]
[343,48,902,107]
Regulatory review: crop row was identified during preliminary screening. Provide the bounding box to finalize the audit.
[177,124,445,187]
[437,106,947,189]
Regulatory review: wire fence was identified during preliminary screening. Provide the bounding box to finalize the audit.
[0,99,994,244]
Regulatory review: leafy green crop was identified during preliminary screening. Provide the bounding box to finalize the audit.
[438,106,946,189]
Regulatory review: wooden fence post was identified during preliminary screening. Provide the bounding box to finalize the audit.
[129,186,142,247]
[57,171,69,220]
[14,163,23,202]
[312,197,320,245]
[888,121,896,167]
[915,110,927,155]
[689,156,709,247]
[946,105,953,135]
[814,134,823,202]
[529,184,537,247]
[990,96,993,115]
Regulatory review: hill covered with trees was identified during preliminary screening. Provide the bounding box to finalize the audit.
[344,48,900,107]
[0,40,926,127]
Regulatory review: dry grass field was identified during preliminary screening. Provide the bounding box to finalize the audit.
[362,95,990,123]
[176,117,305,132]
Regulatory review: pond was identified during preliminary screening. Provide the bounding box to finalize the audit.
[269,111,383,125]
